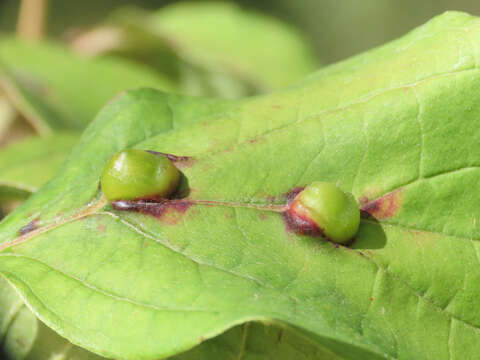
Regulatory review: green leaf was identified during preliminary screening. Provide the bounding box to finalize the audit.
[0,276,339,360]
[0,38,176,132]
[0,133,78,201]
[2,10,480,360]
[0,275,106,360]
[150,2,318,91]
[0,68,69,135]
[171,322,344,360]
[71,2,319,97]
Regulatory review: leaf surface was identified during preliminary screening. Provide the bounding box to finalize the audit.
[1,11,480,360]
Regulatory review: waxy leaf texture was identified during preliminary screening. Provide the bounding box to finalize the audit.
[1,11,480,360]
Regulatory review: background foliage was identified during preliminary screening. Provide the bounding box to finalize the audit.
[3,0,480,63]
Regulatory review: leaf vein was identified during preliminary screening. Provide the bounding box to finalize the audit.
[356,247,480,334]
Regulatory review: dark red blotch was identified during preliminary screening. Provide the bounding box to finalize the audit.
[18,219,39,235]
[285,187,304,204]
[361,190,403,219]
[281,187,356,246]
[112,199,192,225]
[146,150,195,168]
[282,209,323,237]
[282,186,325,237]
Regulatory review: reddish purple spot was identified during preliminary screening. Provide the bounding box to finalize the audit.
[265,195,276,203]
[282,187,323,237]
[112,199,192,225]
[361,190,403,219]
[19,219,39,235]
[146,150,196,168]
[284,187,305,205]
[283,208,323,237]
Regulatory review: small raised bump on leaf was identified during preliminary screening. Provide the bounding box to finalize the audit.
[101,149,180,201]
[286,182,360,244]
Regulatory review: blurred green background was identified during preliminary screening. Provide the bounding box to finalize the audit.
[2,0,480,63]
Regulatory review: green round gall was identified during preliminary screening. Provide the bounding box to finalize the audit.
[289,181,360,244]
[101,149,180,201]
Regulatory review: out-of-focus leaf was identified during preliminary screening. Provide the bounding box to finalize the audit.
[70,2,319,97]
[0,69,68,135]
[0,94,35,147]
[151,2,319,91]
[0,38,177,132]
[0,133,78,201]
[0,276,104,360]
[0,95,16,141]
[1,275,339,360]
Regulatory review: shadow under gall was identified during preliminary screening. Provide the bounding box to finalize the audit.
[172,171,190,199]
[350,211,387,250]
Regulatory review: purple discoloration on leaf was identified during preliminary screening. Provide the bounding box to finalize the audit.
[112,199,192,225]
[146,150,193,163]
[284,187,305,204]
[282,187,323,236]
[361,189,403,219]
[265,195,276,203]
[282,208,323,237]
[18,219,39,235]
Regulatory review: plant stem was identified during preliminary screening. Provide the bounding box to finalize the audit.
[17,0,49,40]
